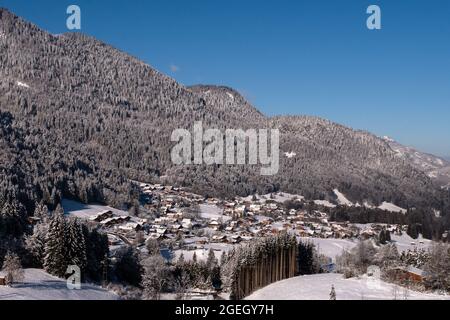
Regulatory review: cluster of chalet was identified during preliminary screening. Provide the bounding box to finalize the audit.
[84,185,412,256]
[217,196,359,240]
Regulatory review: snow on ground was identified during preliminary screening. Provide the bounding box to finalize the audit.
[327,190,406,213]
[241,192,304,204]
[378,202,406,214]
[313,200,336,208]
[199,204,231,222]
[16,81,30,88]
[226,92,234,100]
[299,229,434,262]
[390,233,433,253]
[428,171,438,179]
[62,199,129,219]
[0,269,118,300]
[269,192,304,203]
[333,189,353,206]
[174,243,232,263]
[284,152,297,158]
[246,273,449,300]
[353,224,433,253]
[299,237,357,261]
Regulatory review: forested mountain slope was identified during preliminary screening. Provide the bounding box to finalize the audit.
[383,136,450,189]
[0,8,448,215]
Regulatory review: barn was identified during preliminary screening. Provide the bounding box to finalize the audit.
[393,266,428,283]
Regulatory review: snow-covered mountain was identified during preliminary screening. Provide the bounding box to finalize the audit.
[0,8,448,211]
[383,136,450,189]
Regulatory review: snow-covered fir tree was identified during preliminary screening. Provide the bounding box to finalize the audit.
[1,252,24,286]
[43,205,68,277]
[25,223,49,267]
[65,218,87,271]
[33,202,49,223]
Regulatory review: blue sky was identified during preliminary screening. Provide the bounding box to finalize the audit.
[2,0,450,157]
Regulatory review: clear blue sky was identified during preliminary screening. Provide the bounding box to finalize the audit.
[2,0,450,157]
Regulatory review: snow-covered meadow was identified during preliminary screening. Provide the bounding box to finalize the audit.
[0,269,118,300]
[62,199,129,219]
[246,273,450,300]
[199,204,231,222]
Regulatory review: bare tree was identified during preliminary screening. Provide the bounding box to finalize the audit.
[392,284,398,300]
[403,284,409,300]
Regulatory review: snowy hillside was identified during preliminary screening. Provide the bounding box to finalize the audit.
[0,269,118,300]
[383,136,450,187]
[303,229,434,262]
[332,189,406,213]
[333,189,353,206]
[246,273,450,300]
[299,237,357,260]
[62,199,129,219]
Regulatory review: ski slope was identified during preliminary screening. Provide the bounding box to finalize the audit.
[299,237,357,260]
[246,273,449,300]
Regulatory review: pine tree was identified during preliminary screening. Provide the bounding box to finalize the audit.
[34,202,49,223]
[82,224,109,282]
[385,229,391,242]
[177,253,185,266]
[220,251,227,266]
[43,206,68,277]
[25,223,48,267]
[206,249,217,269]
[379,229,387,244]
[65,218,87,271]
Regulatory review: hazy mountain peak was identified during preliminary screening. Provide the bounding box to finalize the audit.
[383,137,450,187]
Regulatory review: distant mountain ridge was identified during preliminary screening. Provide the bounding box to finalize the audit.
[0,8,448,213]
[383,136,450,189]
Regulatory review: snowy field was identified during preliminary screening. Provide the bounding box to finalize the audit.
[62,199,129,219]
[174,242,233,262]
[378,202,407,214]
[299,231,435,262]
[240,192,304,204]
[199,204,231,222]
[0,269,118,300]
[246,273,450,300]
[354,224,433,253]
[299,237,357,260]
[390,233,433,252]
